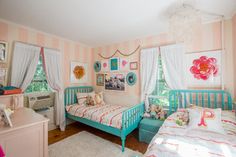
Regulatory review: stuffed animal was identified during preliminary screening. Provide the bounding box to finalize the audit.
[157,110,167,121]
[85,96,95,106]
[150,105,158,119]
[175,110,189,126]
[143,104,167,120]
[94,92,105,105]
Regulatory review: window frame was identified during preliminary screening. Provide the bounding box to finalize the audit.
[25,55,50,93]
[148,55,170,107]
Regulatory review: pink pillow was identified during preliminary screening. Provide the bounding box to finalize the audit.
[187,108,225,134]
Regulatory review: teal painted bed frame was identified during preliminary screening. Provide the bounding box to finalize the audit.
[64,86,145,152]
[169,89,233,114]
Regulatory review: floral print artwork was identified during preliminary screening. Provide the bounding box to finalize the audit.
[190,56,218,80]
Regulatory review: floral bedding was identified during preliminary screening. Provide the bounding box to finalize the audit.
[66,104,128,129]
[143,110,236,157]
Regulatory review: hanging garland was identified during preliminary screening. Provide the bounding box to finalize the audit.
[98,45,140,59]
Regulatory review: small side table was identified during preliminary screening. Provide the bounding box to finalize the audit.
[139,118,164,144]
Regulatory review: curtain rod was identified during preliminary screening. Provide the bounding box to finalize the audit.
[186,49,222,54]
[14,41,60,52]
[142,42,222,54]
[141,42,181,50]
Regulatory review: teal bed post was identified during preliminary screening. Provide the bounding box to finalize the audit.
[121,136,126,152]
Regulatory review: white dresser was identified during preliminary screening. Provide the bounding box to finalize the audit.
[0,107,49,157]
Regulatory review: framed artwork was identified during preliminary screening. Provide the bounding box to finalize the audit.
[120,58,129,71]
[94,61,101,72]
[0,68,7,86]
[105,73,125,91]
[96,74,105,86]
[0,41,8,62]
[185,50,222,88]
[130,62,138,70]
[126,72,137,86]
[70,61,88,83]
[101,60,109,71]
[110,57,119,71]
[0,108,13,127]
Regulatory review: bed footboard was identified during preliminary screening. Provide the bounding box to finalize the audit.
[121,102,145,152]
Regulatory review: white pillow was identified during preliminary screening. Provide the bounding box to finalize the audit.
[76,91,95,105]
[187,108,225,134]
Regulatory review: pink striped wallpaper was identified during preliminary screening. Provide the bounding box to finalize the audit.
[233,15,236,99]
[0,18,235,103]
[92,21,235,103]
[0,20,93,87]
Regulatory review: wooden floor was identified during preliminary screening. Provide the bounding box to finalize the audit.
[48,122,148,154]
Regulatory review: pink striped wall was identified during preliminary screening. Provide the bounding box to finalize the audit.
[92,21,235,104]
[0,20,93,87]
[0,18,235,103]
[233,15,236,100]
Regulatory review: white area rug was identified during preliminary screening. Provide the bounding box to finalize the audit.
[49,131,143,157]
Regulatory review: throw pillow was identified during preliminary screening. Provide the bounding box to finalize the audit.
[94,92,105,105]
[76,91,95,105]
[187,107,225,134]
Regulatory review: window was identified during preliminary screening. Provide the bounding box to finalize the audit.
[25,55,50,93]
[148,56,170,107]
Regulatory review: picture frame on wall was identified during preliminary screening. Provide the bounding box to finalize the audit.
[105,73,125,91]
[70,61,88,83]
[96,74,105,86]
[0,41,8,63]
[185,50,222,89]
[0,68,7,86]
[101,60,109,72]
[110,57,119,71]
[120,58,129,71]
[130,61,138,70]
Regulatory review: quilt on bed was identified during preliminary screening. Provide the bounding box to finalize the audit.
[144,111,236,157]
[66,104,128,129]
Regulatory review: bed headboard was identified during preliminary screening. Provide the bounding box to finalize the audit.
[168,89,233,114]
[64,86,93,106]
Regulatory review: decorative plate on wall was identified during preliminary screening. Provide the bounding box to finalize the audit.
[94,61,101,72]
[126,72,137,86]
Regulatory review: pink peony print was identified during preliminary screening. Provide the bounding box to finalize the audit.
[103,62,107,68]
[190,56,218,80]
[122,60,128,67]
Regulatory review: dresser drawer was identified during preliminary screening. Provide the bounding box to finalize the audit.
[0,124,44,157]
[0,108,49,157]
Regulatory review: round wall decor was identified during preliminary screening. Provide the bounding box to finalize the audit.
[94,61,101,72]
[126,72,137,86]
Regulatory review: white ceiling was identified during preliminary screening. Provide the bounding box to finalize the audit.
[0,0,235,47]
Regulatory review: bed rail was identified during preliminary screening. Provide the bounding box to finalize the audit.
[64,86,93,105]
[121,101,144,152]
[169,89,233,115]
[122,102,144,131]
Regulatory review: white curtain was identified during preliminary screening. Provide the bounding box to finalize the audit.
[11,42,40,91]
[160,44,186,89]
[140,48,159,111]
[42,48,65,131]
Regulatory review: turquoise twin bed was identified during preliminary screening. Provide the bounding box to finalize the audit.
[144,89,235,157]
[64,86,145,152]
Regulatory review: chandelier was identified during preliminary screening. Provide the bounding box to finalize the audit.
[169,4,201,43]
